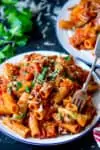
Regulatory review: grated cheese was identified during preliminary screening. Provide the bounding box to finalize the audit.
[43,41,55,46]
[41,26,49,39]
[38,104,43,112]
[36,12,42,22]
[46,4,51,13]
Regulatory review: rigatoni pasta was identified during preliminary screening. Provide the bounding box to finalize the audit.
[29,112,40,137]
[3,117,30,138]
[59,0,100,50]
[0,53,98,138]
[2,93,19,114]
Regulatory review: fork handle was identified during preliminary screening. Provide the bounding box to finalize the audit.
[82,56,98,91]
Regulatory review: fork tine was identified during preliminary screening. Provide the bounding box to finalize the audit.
[77,99,82,108]
[72,92,79,104]
[79,100,86,112]
[75,97,80,106]
[95,34,100,57]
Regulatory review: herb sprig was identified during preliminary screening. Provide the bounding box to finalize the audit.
[0,0,34,63]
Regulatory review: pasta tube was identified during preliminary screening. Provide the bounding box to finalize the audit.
[65,103,78,112]
[3,117,30,138]
[17,92,29,113]
[84,38,95,49]
[53,78,73,104]
[53,87,69,104]
[59,20,74,29]
[29,112,40,137]
[34,111,44,120]
[58,107,88,127]
[18,82,31,93]
[60,123,80,133]
[0,105,12,115]
[2,93,19,114]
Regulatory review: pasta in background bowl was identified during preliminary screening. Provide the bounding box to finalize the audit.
[56,0,100,67]
[0,51,100,146]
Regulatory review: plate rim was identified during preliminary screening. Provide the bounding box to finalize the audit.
[56,0,100,68]
[0,50,100,146]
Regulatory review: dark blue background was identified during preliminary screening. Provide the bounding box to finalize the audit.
[0,0,99,149]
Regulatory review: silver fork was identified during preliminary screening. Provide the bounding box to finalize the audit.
[72,35,100,112]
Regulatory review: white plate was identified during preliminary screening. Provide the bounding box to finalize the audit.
[56,0,100,67]
[0,51,100,146]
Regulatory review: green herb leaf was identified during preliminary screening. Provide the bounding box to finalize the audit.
[18,13,32,33]
[13,112,26,120]
[25,86,30,93]
[0,51,5,59]
[21,8,33,19]
[0,45,15,63]
[31,80,35,88]
[37,67,48,83]
[1,0,18,5]
[2,44,15,58]
[4,7,17,16]
[0,23,7,37]
[64,56,71,61]
[16,36,28,46]
[16,81,22,90]
[0,1,33,64]
[49,70,59,80]
[0,39,13,46]
[9,26,23,37]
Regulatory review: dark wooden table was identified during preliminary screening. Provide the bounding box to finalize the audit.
[0,0,99,149]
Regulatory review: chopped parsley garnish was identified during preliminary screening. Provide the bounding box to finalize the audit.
[64,56,71,61]
[37,67,48,83]
[31,80,35,88]
[25,86,30,93]
[49,69,59,80]
[16,81,22,90]
[13,112,26,120]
